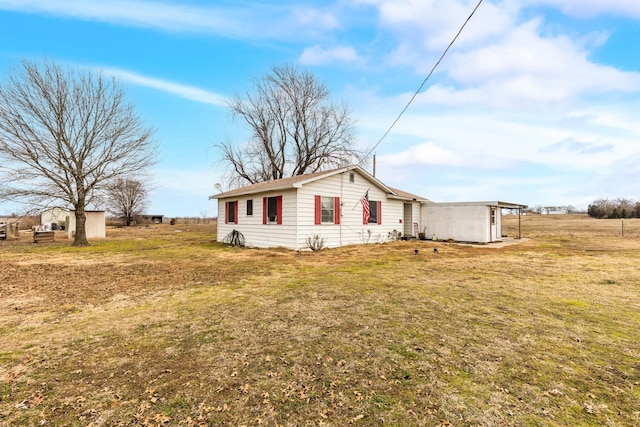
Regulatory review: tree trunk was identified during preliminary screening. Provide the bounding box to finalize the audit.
[72,208,90,247]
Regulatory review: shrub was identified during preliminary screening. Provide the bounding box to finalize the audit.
[305,234,325,251]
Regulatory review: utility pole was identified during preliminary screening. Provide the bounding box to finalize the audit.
[373,153,376,177]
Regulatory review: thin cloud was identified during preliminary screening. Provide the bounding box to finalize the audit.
[539,138,614,155]
[0,0,340,39]
[100,67,227,106]
[299,45,363,66]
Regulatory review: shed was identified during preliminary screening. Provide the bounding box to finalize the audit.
[421,201,526,243]
[40,208,106,239]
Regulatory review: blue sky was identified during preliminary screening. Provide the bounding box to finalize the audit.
[1,0,640,217]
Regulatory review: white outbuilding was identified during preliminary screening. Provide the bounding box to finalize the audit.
[40,208,106,239]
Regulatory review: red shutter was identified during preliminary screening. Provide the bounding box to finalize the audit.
[263,197,267,224]
[276,195,283,225]
[377,201,382,225]
[234,201,239,224]
[314,195,321,225]
[224,202,229,224]
[334,197,340,225]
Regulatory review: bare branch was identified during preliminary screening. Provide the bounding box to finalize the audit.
[218,64,364,187]
[104,178,150,226]
[0,58,157,246]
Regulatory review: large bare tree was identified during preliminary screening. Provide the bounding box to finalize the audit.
[0,58,156,246]
[218,64,361,186]
[105,178,150,226]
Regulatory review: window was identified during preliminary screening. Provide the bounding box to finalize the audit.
[225,201,238,224]
[262,196,283,224]
[246,199,253,216]
[314,195,340,225]
[268,197,278,222]
[491,208,496,225]
[321,197,334,223]
[368,200,377,223]
[365,200,382,224]
[349,172,355,183]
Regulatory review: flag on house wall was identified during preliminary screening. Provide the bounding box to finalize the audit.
[360,190,370,224]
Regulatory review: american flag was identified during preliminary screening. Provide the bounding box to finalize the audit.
[360,190,370,223]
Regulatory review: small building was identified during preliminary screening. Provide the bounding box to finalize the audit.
[40,208,106,239]
[131,214,164,224]
[421,201,526,243]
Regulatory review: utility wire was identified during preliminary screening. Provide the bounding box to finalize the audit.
[362,0,484,160]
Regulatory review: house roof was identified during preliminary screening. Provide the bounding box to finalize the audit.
[424,201,527,209]
[388,187,431,203]
[210,165,397,199]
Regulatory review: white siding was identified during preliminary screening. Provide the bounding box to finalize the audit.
[217,189,298,249]
[216,169,409,250]
[66,211,106,239]
[41,207,68,226]
[422,205,490,243]
[297,170,405,250]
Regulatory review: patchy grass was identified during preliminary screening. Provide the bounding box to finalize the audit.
[1,216,640,426]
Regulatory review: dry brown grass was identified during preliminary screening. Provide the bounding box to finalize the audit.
[1,216,639,426]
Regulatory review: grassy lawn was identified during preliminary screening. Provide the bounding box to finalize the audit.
[1,216,639,426]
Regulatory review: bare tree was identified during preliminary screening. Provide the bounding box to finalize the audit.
[218,64,362,186]
[105,178,150,226]
[0,58,156,246]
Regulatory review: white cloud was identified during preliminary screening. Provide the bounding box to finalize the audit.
[379,0,516,52]
[0,0,340,39]
[378,141,465,167]
[444,19,640,102]
[365,1,640,108]
[538,138,614,155]
[99,67,227,106]
[299,45,363,65]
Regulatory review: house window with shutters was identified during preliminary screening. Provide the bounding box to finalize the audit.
[263,196,283,224]
[314,195,341,225]
[225,201,238,224]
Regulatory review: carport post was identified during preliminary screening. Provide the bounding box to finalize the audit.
[518,207,522,239]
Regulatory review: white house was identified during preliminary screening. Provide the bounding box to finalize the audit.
[40,208,106,239]
[210,166,427,250]
[210,166,526,250]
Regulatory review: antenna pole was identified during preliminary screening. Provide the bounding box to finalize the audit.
[373,154,376,177]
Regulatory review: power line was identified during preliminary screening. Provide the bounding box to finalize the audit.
[362,0,484,160]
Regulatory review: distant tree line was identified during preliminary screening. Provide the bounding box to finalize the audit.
[587,198,640,219]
